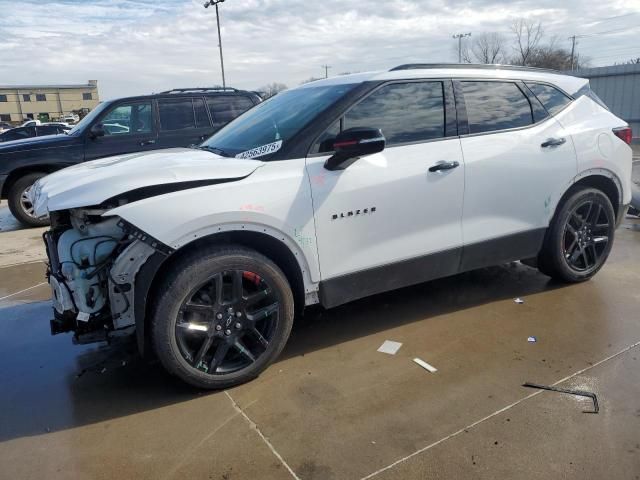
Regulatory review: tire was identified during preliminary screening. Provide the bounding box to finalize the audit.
[7,172,50,227]
[151,245,294,389]
[538,187,615,283]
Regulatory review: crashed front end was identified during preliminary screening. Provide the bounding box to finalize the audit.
[43,208,169,345]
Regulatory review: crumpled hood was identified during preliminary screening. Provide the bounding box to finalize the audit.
[33,148,263,215]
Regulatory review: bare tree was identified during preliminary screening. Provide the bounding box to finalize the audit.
[616,57,640,65]
[258,82,287,99]
[470,32,507,64]
[300,77,324,85]
[511,18,544,66]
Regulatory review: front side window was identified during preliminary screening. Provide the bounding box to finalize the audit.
[461,81,533,134]
[526,83,572,115]
[2,127,34,141]
[207,95,255,126]
[201,84,356,159]
[158,98,196,131]
[345,82,445,146]
[100,102,152,136]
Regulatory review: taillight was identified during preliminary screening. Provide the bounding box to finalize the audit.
[613,126,632,145]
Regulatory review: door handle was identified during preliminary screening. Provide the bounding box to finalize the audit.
[429,161,460,173]
[140,139,156,146]
[541,137,566,148]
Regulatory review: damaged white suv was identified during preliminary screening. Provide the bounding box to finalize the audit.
[33,65,633,389]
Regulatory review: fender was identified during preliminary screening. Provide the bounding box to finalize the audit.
[573,168,624,205]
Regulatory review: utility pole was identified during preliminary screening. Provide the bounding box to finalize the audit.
[321,64,332,78]
[204,0,227,88]
[452,32,471,63]
[569,35,577,71]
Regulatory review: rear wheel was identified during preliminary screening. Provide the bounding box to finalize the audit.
[538,187,615,282]
[151,246,294,389]
[7,172,50,227]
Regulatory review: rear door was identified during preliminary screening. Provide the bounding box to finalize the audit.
[155,97,214,148]
[206,95,256,133]
[84,100,157,161]
[456,79,577,270]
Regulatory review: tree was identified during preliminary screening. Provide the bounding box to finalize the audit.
[468,32,508,64]
[300,77,324,85]
[511,19,544,66]
[616,57,640,65]
[257,82,287,99]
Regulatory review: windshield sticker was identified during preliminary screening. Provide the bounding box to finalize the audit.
[235,140,283,159]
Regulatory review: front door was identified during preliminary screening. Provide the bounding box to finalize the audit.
[306,80,465,307]
[84,100,157,161]
[455,80,578,270]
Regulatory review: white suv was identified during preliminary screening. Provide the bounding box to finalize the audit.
[33,64,633,388]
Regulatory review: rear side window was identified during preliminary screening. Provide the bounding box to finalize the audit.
[158,98,196,131]
[206,96,255,126]
[526,83,572,115]
[37,125,60,136]
[345,81,445,146]
[461,81,533,134]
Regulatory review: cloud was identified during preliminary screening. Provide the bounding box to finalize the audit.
[0,0,639,99]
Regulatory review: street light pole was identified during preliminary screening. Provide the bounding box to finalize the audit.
[452,32,471,63]
[204,0,227,88]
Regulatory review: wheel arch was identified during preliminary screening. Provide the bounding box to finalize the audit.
[134,229,314,357]
[570,170,622,219]
[1,165,59,198]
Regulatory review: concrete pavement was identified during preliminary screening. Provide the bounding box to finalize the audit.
[0,215,639,479]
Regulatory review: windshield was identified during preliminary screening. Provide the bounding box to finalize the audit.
[201,83,357,159]
[67,101,112,135]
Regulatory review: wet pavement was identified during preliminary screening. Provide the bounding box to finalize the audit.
[0,218,639,480]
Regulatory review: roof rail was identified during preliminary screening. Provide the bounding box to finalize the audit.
[390,63,562,74]
[160,87,239,94]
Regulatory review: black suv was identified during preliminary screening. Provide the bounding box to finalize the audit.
[0,87,261,226]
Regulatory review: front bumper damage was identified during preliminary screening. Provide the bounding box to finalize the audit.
[44,209,172,345]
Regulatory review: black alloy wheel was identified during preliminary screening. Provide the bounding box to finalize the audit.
[152,246,294,389]
[562,199,611,272]
[176,270,279,375]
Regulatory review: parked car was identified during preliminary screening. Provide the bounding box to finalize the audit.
[32,65,633,389]
[0,87,261,226]
[20,119,41,127]
[0,124,69,143]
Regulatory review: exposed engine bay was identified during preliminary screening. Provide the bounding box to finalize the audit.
[44,208,162,344]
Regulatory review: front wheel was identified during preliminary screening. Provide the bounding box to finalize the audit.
[151,246,294,389]
[7,172,50,227]
[538,187,615,282]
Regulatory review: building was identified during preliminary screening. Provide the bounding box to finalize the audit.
[576,63,640,144]
[0,80,99,124]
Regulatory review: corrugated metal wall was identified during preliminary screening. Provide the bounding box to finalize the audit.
[576,64,640,143]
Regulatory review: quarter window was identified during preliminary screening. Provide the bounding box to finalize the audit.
[158,98,196,131]
[206,96,255,126]
[101,102,152,135]
[345,82,445,146]
[461,81,533,134]
[526,83,572,115]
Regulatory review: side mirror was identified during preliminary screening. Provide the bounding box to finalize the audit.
[89,123,105,139]
[324,127,385,171]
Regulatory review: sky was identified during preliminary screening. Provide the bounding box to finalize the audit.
[1,0,640,100]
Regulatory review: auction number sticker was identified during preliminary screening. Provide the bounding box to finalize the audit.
[235,140,283,159]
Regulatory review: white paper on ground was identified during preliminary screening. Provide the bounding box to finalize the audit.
[413,357,438,373]
[377,340,403,355]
